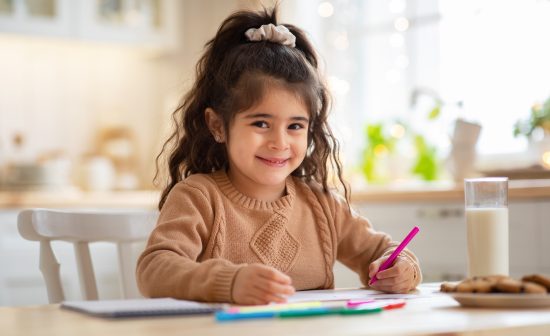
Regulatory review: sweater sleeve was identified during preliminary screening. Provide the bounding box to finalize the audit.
[136,180,243,303]
[330,193,422,288]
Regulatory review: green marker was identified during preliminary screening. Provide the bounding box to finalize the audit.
[339,306,383,315]
[278,307,337,318]
[277,306,383,319]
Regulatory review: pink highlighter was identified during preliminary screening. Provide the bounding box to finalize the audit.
[369,226,420,285]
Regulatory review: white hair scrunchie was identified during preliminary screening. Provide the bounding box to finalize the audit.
[245,23,296,47]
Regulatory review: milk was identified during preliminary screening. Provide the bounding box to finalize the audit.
[466,207,509,277]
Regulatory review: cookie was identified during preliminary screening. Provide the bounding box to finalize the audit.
[494,279,547,294]
[456,279,494,293]
[440,282,457,293]
[521,274,550,291]
[494,279,523,293]
[520,281,548,294]
[462,275,510,283]
[476,275,509,283]
[443,274,549,295]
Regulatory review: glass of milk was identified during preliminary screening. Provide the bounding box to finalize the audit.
[464,177,509,277]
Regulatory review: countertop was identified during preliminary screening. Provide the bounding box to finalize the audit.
[2,179,550,208]
[351,179,550,203]
[0,188,159,209]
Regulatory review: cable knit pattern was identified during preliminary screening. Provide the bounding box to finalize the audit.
[212,218,224,258]
[250,209,299,272]
[136,170,422,303]
[301,185,336,288]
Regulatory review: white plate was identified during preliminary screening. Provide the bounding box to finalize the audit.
[447,293,550,308]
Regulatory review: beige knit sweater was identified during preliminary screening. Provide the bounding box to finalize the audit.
[136,170,421,303]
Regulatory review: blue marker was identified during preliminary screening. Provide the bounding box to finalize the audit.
[215,310,276,322]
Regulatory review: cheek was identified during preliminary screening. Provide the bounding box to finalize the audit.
[294,135,309,153]
[227,134,257,156]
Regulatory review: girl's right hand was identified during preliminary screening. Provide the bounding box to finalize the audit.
[232,264,295,305]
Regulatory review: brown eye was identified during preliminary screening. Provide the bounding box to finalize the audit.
[251,121,268,128]
[288,123,305,130]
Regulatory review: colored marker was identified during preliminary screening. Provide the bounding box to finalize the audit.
[216,310,276,321]
[226,301,322,313]
[278,307,337,318]
[346,299,406,310]
[215,305,383,322]
[383,300,406,310]
[369,226,420,285]
[277,306,383,318]
[346,299,375,308]
[339,306,383,316]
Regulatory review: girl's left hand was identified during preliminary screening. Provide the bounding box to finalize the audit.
[368,255,416,293]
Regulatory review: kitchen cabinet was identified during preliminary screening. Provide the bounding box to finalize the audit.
[0,0,71,36]
[540,203,550,272]
[0,0,177,49]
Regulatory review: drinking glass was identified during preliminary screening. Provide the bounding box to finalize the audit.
[464,177,509,277]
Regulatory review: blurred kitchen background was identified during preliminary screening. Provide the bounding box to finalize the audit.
[1,0,550,193]
[1,0,550,306]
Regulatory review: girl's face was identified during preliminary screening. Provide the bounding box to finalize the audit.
[224,86,310,201]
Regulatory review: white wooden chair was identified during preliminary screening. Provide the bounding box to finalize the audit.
[17,208,158,303]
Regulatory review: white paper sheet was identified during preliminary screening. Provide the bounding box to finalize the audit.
[287,285,438,303]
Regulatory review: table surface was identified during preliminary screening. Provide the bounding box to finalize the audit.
[3,285,550,336]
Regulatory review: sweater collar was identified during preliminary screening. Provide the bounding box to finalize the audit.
[212,170,295,210]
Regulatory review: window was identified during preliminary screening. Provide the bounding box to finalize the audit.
[287,0,550,179]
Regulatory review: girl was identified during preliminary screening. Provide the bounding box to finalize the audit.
[137,7,421,305]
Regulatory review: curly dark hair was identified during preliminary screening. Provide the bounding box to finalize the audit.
[156,6,349,209]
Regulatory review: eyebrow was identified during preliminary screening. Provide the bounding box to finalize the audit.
[244,113,310,122]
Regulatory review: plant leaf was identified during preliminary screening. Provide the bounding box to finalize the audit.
[427,105,441,120]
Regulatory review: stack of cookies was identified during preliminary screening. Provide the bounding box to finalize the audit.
[440,274,550,294]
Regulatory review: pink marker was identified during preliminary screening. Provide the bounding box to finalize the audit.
[346,299,375,308]
[369,226,420,285]
[346,299,406,310]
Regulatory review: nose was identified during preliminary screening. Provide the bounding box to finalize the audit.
[268,127,289,150]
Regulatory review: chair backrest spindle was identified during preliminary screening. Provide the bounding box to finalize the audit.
[17,209,158,303]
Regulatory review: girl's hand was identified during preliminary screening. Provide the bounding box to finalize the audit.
[232,264,295,305]
[368,255,417,293]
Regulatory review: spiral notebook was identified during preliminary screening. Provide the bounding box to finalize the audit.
[61,298,224,318]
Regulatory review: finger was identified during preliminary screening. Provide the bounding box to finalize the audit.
[377,282,412,294]
[253,278,295,297]
[372,267,397,281]
[368,263,379,278]
[242,293,271,306]
[371,267,406,287]
[252,280,294,297]
[374,258,410,281]
[247,287,290,305]
[264,292,289,304]
[374,274,414,293]
[375,277,409,291]
[257,266,292,284]
[368,257,389,278]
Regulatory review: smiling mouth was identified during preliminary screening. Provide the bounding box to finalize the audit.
[257,156,289,166]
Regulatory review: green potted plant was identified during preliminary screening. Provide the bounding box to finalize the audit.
[513,95,550,139]
[360,121,439,183]
[360,123,397,183]
[513,95,550,169]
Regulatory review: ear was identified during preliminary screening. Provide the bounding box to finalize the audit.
[205,108,225,143]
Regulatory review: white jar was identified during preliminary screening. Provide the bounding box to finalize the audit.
[80,156,115,191]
